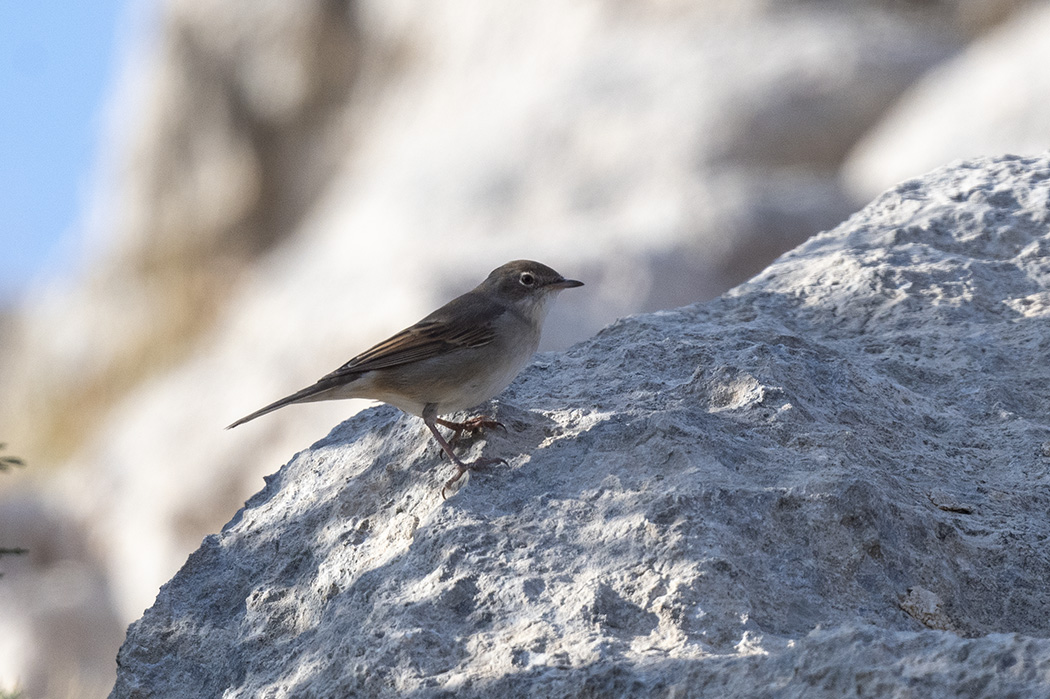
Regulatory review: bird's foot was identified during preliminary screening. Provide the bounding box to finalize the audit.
[441,456,508,499]
[436,415,506,445]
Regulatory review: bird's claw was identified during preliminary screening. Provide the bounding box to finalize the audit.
[437,415,507,446]
[461,416,507,433]
[440,457,509,499]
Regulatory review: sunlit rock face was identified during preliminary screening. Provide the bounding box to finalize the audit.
[3,1,1037,695]
[112,156,1050,697]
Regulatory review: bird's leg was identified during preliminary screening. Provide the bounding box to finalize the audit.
[424,407,506,498]
[435,415,506,446]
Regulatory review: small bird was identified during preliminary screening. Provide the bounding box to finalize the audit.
[228,260,583,495]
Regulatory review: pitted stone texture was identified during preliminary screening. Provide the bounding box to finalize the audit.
[113,156,1050,697]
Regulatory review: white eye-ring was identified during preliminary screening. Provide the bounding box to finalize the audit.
[519,272,536,287]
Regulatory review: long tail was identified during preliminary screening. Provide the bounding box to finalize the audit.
[226,380,346,429]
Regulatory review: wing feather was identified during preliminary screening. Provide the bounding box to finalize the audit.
[229,288,508,428]
[322,294,502,380]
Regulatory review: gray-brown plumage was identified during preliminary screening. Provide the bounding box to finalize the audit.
[228,260,583,495]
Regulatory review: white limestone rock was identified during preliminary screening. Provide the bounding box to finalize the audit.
[110,155,1050,697]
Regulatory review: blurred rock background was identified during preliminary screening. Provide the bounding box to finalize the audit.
[0,0,1047,696]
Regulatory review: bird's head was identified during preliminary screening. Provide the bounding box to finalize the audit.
[483,259,583,322]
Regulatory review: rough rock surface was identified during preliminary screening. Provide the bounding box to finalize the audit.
[6,2,1049,695]
[111,156,1050,697]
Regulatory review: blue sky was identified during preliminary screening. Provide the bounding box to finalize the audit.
[0,1,130,301]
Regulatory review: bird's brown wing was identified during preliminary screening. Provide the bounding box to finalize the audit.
[227,291,503,429]
[326,295,501,378]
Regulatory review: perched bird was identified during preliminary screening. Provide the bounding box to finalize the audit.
[228,260,583,495]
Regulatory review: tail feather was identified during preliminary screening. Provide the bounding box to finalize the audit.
[226,380,346,429]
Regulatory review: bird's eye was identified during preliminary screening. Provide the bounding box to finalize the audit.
[519,272,535,287]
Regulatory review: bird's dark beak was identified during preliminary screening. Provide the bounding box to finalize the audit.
[551,277,584,289]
